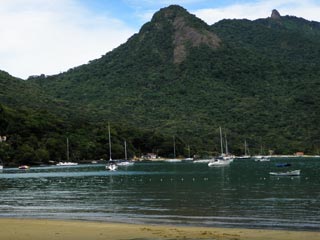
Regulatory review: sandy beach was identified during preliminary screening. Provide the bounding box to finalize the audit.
[0,218,319,240]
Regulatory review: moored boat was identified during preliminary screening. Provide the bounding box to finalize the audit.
[106,161,118,171]
[275,163,291,167]
[254,156,270,162]
[269,169,300,176]
[193,159,212,163]
[208,157,231,167]
[165,159,182,162]
[117,161,134,166]
[56,162,78,166]
[18,165,30,170]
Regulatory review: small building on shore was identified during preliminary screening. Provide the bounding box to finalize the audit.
[294,152,304,156]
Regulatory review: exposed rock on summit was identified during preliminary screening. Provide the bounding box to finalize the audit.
[173,16,221,64]
[271,9,281,20]
[149,5,221,64]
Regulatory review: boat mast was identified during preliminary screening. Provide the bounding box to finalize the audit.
[124,140,127,161]
[66,137,70,162]
[108,123,112,161]
[244,139,247,155]
[225,133,229,155]
[219,127,224,155]
[173,136,176,159]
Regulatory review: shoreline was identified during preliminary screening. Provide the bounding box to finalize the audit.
[0,218,319,240]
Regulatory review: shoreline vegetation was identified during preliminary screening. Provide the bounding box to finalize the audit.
[0,219,319,240]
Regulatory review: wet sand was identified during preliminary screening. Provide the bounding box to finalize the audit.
[0,218,319,240]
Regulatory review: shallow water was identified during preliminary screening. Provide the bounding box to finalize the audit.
[0,158,319,230]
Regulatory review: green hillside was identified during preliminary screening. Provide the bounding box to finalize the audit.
[2,5,320,157]
[0,103,182,166]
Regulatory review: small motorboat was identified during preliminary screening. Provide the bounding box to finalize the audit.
[269,170,300,176]
[18,165,30,170]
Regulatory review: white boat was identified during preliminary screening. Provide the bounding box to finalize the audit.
[117,140,135,166]
[106,161,118,171]
[208,158,231,167]
[208,127,234,167]
[56,162,78,166]
[18,165,30,170]
[254,156,270,162]
[269,170,300,176]
[105,123,117,171]
[238,140,251,159]
[117,161,134,166]
[0,165,3,170]
[165,159,182,162]
[237,155,251,159]
[193,159,212,163]
[56,138,78,166]
[254,142,271,161]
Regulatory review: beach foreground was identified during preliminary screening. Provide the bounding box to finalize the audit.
[0,219,319,240]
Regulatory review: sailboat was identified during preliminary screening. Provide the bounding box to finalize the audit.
[184,145,193,161]
[237,140,251,159]
[165,136,181,162]
[208,127,233,167]
[117,140,134,166]
[254,143,270,162]
[56,138,78,166]
[106,123,118,171]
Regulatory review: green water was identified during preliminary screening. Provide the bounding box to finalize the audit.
[0,158,319,230]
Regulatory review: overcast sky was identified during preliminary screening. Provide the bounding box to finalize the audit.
[1,0,320,79]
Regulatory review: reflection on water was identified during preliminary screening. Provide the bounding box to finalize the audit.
[0,159,319,230]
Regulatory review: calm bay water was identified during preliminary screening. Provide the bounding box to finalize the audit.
[0,158,319,230]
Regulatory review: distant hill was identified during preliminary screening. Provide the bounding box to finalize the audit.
[1,5,320,155]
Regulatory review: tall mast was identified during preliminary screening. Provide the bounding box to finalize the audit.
[244,139,247,155]
[108,123,112,161]
[225,132,228,155]
[219,127,223,155]
[66,137,70,161]
[173,136,176,159]
[124,140,127,161]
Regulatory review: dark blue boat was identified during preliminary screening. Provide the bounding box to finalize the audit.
[276,163,291,167]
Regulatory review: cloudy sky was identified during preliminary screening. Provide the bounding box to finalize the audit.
[1,0,320,79]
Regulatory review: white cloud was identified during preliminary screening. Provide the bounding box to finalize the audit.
[126,0,206,6]
[194,0,320,25]
[0,0,135,79]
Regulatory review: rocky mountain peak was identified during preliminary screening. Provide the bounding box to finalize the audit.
[148,5,221,63]
[271,9,281,20]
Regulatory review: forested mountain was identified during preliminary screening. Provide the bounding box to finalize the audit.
[1,5,320,162]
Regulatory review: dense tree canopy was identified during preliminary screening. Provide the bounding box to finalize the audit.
[1,5,320,163]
